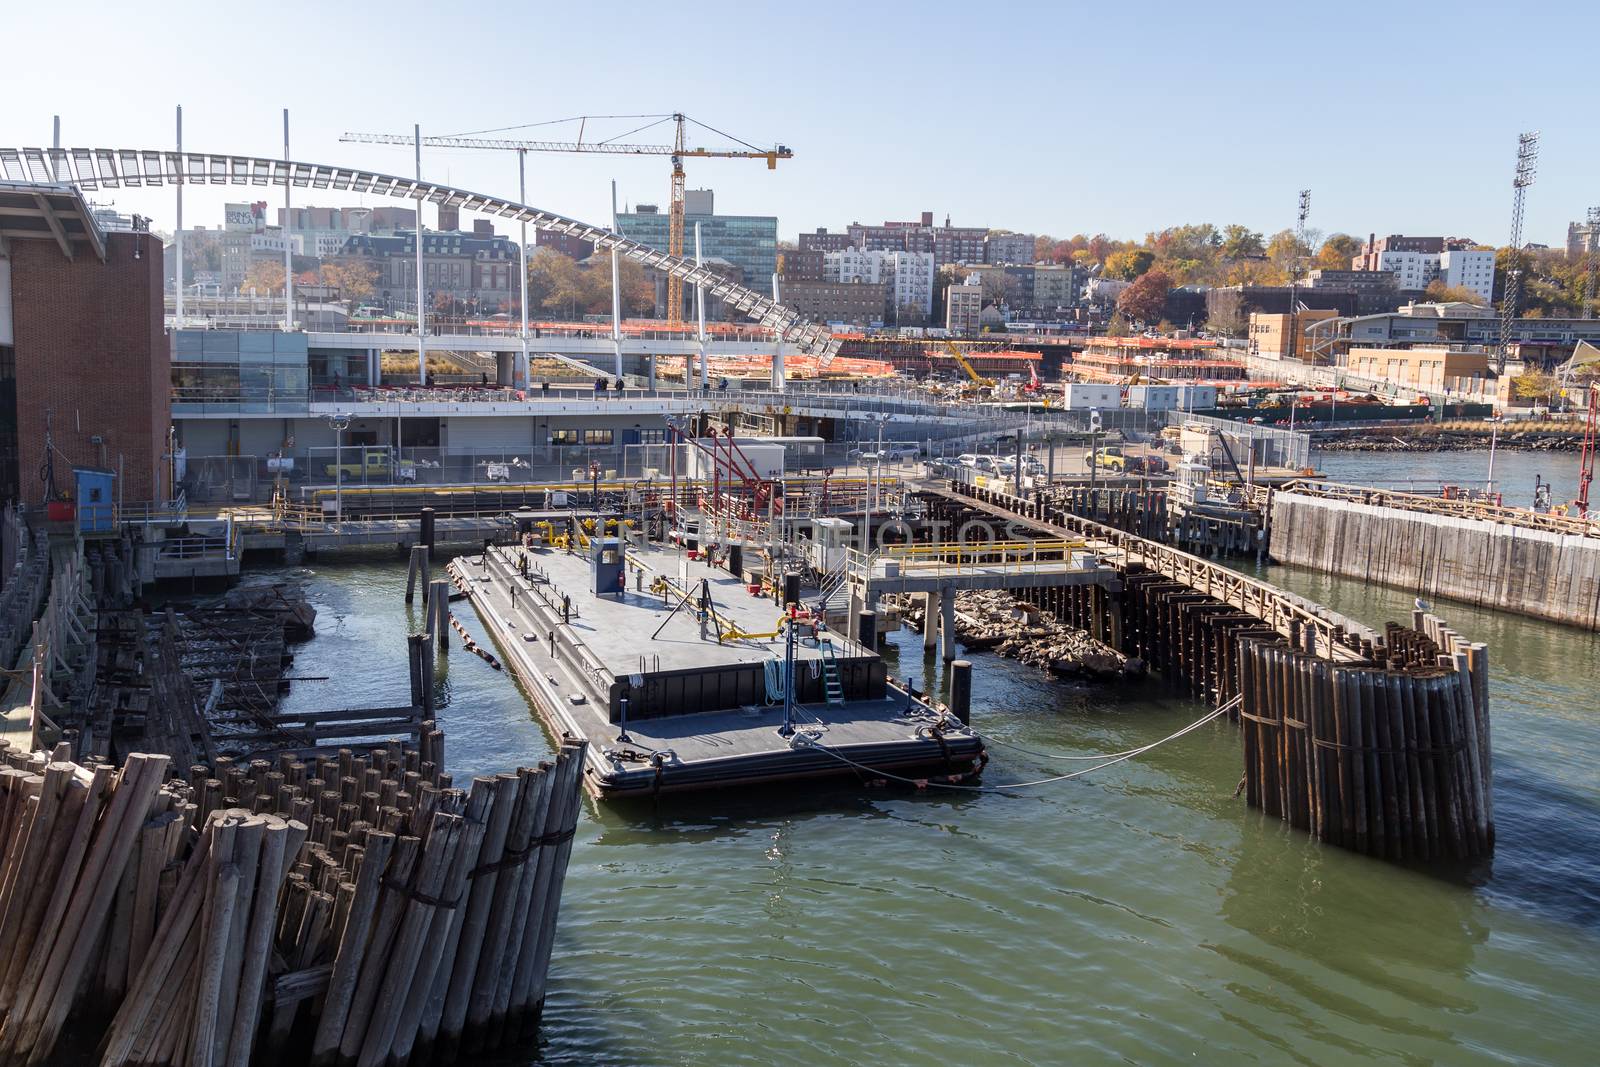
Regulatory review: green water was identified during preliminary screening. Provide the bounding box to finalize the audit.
[273,448,1600,1066]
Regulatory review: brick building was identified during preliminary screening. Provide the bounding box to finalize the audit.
[0,184,170,504]
[778,280,889,326]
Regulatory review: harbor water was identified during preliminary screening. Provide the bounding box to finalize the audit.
[271,448,1599,1066]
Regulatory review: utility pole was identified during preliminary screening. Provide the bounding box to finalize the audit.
[611,179,624,381]
[283,109,294,332]
[415,124,428,387]
[174,107,183,326]
[695,221,708,390]
[1498,132,1540,375]
[518,149,530,388]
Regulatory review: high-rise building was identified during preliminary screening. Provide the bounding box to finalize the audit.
[1568,219,1600,258]
[778,280,888,326]
[1350,234,1493,302]
[985,232,1036,264]
[616,194,777,315]
[798,228,853,253]
[946,283,983,332]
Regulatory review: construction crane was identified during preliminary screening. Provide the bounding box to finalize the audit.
[342,116,792,327]
[941,339,994,392]
[1497,132,1539,374]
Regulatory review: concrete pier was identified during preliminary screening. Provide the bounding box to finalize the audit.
[1269,488,1600,629]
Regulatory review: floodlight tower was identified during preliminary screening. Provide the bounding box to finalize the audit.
[1583,206,1600,321]
[1497,132,1539,373]
[1287,189,1310,361]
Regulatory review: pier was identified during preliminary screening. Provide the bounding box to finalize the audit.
[917,478,1493,861]
[1261,480,1600,630]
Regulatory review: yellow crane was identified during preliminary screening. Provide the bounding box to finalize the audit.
[342,116,792,327]
[942,339,994,391]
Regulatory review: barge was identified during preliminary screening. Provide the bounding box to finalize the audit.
[447,532,984,797]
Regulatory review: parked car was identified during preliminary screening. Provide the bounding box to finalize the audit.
[956,454,980,468]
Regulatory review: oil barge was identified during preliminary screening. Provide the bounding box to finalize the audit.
[447,527,984,797]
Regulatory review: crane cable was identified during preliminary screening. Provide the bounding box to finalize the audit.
[790,695,1241,795]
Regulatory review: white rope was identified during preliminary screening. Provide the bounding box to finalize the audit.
[979,694,1244,762]
[791,695,1240,795]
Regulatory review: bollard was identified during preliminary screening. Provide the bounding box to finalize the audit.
[858,609,877,650]
[950,660,973,727]
[420,506,437,558]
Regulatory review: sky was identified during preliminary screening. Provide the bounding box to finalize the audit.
[5,0,1599,249]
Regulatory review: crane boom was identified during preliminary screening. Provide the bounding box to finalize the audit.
[341,117,792,328]
[942,339,994,388]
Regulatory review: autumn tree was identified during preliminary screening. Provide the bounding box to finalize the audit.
[1511,369,1555,402]
[1422,280,1487,305]
[1115,269,1172,324]
[1103,249,1155,280]
[244,260,285,295]
[320,260,379,302]
[1317,233,1363,270]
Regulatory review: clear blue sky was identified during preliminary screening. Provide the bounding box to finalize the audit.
[5,0,1597,247]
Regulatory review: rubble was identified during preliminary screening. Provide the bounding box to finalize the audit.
[897,589,1142,680]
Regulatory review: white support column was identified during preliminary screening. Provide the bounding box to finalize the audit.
[771,272,785,392]
[282,109,293,332]
[611,179,623,381]
[414,124,427,387]
[517,149,530,390]
[174,106,183,326]
[695,222,708,391]
[50,116,60,181]
[922,589,940,650]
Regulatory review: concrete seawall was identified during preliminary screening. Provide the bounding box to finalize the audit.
[1269,492,1600,629]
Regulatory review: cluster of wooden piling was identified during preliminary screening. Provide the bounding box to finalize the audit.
[1237,619,1492,862]
[0,751,172,1064]
[0,731,586,1066]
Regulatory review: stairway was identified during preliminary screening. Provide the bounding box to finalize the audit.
[818,635,845,705]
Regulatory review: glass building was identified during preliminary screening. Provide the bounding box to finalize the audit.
[615,207,778,290]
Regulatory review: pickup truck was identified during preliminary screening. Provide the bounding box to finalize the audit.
[324,453,417,481]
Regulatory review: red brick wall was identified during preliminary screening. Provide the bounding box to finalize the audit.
[10,232,169,503]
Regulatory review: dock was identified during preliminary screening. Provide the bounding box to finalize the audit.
[448,538,983,797]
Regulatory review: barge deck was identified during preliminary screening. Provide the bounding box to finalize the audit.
[448,538,983,797]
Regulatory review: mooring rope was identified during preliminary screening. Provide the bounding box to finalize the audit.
[974,694,1243,762]
[790,696,1240,795]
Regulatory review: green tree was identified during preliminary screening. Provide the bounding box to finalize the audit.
[1220,224,1265,260]
[1103,249,1155,280]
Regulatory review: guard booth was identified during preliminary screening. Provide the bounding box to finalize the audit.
[592,536,624,597]
[74,467,117,532]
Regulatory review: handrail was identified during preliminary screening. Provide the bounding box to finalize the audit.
[1260,479,1600,539]
[944,480,1378,658]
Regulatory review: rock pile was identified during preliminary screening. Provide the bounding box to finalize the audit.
[899,589,1142,680]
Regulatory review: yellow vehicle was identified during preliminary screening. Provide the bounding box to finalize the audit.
[942,340,995,392]
[1084,446,1127,472]
[324,451,417,481]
